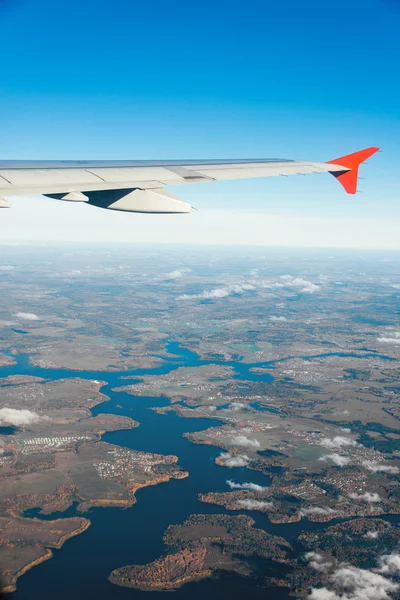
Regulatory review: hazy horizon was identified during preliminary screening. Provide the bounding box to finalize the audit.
[1,194,400,250]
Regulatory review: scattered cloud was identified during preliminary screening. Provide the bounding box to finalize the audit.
[14,312,40,321]
[179,283,255,300]
[178,273,322,302]
[219,452,251,467]
[164,268,191,280]
[305,552,333,572]
[348,492,381,503]
[226,480,267,492]
[319,453,351,467]
[224,402,247,412]
[0,265,14,271]
[364,531,379,539]
[376,553,400,575]
[305,551,324,561]
[238,499,273,510]
[270,315,287,322]
[362,461,399,475]
[300,506,336,517]
[230,435,260,448]
[319,436,358,450]
[308,563,399,600]
[0,408,44,427]
[279,275,321,294]
[377,332,400,345]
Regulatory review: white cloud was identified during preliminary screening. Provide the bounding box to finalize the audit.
[319,436,358,450]
[301,284,320,294]
[377,332,400,345]
[0,265,14,271]
[393,284,400,290]
[362,461,399,475]
[226,480,267,492]
[179,274,321,302]
[319,453,351,467]
[14,312,40,321]
[0,408,44,427]
[0,320,16,327]
[305,552,324,561]
[364,531,379,539]
[179,283,255,300]
[224,402,247,412]
[219,452,251,467]
[376,553,400,575]
[238,499,273,510]
[164,268,191,280]
[305,552,333,572]
[348,492,381,503]
[300,506,336,517]
[230,435,260,448]
[279,275,321,294]
[309,564,399,600]
[270,315,287,322]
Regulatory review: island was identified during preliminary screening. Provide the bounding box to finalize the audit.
[109,514,292,591]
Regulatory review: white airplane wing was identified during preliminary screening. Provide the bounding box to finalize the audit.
[0,147,379,213]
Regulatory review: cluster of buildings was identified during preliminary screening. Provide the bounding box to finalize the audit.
[225,417,275,431]
[94,448,162,481]
[281,482,327,501]
[17,435,91,454]
[320,470,369,495]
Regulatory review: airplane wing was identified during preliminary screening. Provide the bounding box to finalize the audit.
[0,147,379,213]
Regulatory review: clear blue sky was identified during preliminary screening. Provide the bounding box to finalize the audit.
[0,0,399,246]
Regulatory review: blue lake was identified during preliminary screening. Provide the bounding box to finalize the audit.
[1,343,397,600]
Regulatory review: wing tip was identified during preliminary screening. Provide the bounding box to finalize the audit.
[326,147,380,195]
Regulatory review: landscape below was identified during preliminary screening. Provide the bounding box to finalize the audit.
[0,245,399,600]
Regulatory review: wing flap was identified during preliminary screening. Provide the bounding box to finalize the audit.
[191,161,338,181]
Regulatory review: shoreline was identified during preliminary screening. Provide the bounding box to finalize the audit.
[1,550,53,594]
[0,518,91,594]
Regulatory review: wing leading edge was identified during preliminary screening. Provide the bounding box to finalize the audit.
[0,148,379,213]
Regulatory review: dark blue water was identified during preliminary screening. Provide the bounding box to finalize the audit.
[0,343,396,600]
[0,426,17,435]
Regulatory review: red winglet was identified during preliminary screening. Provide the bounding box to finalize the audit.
[326,147,379,194]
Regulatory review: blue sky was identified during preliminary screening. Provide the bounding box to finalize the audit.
[0,0,399,246]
